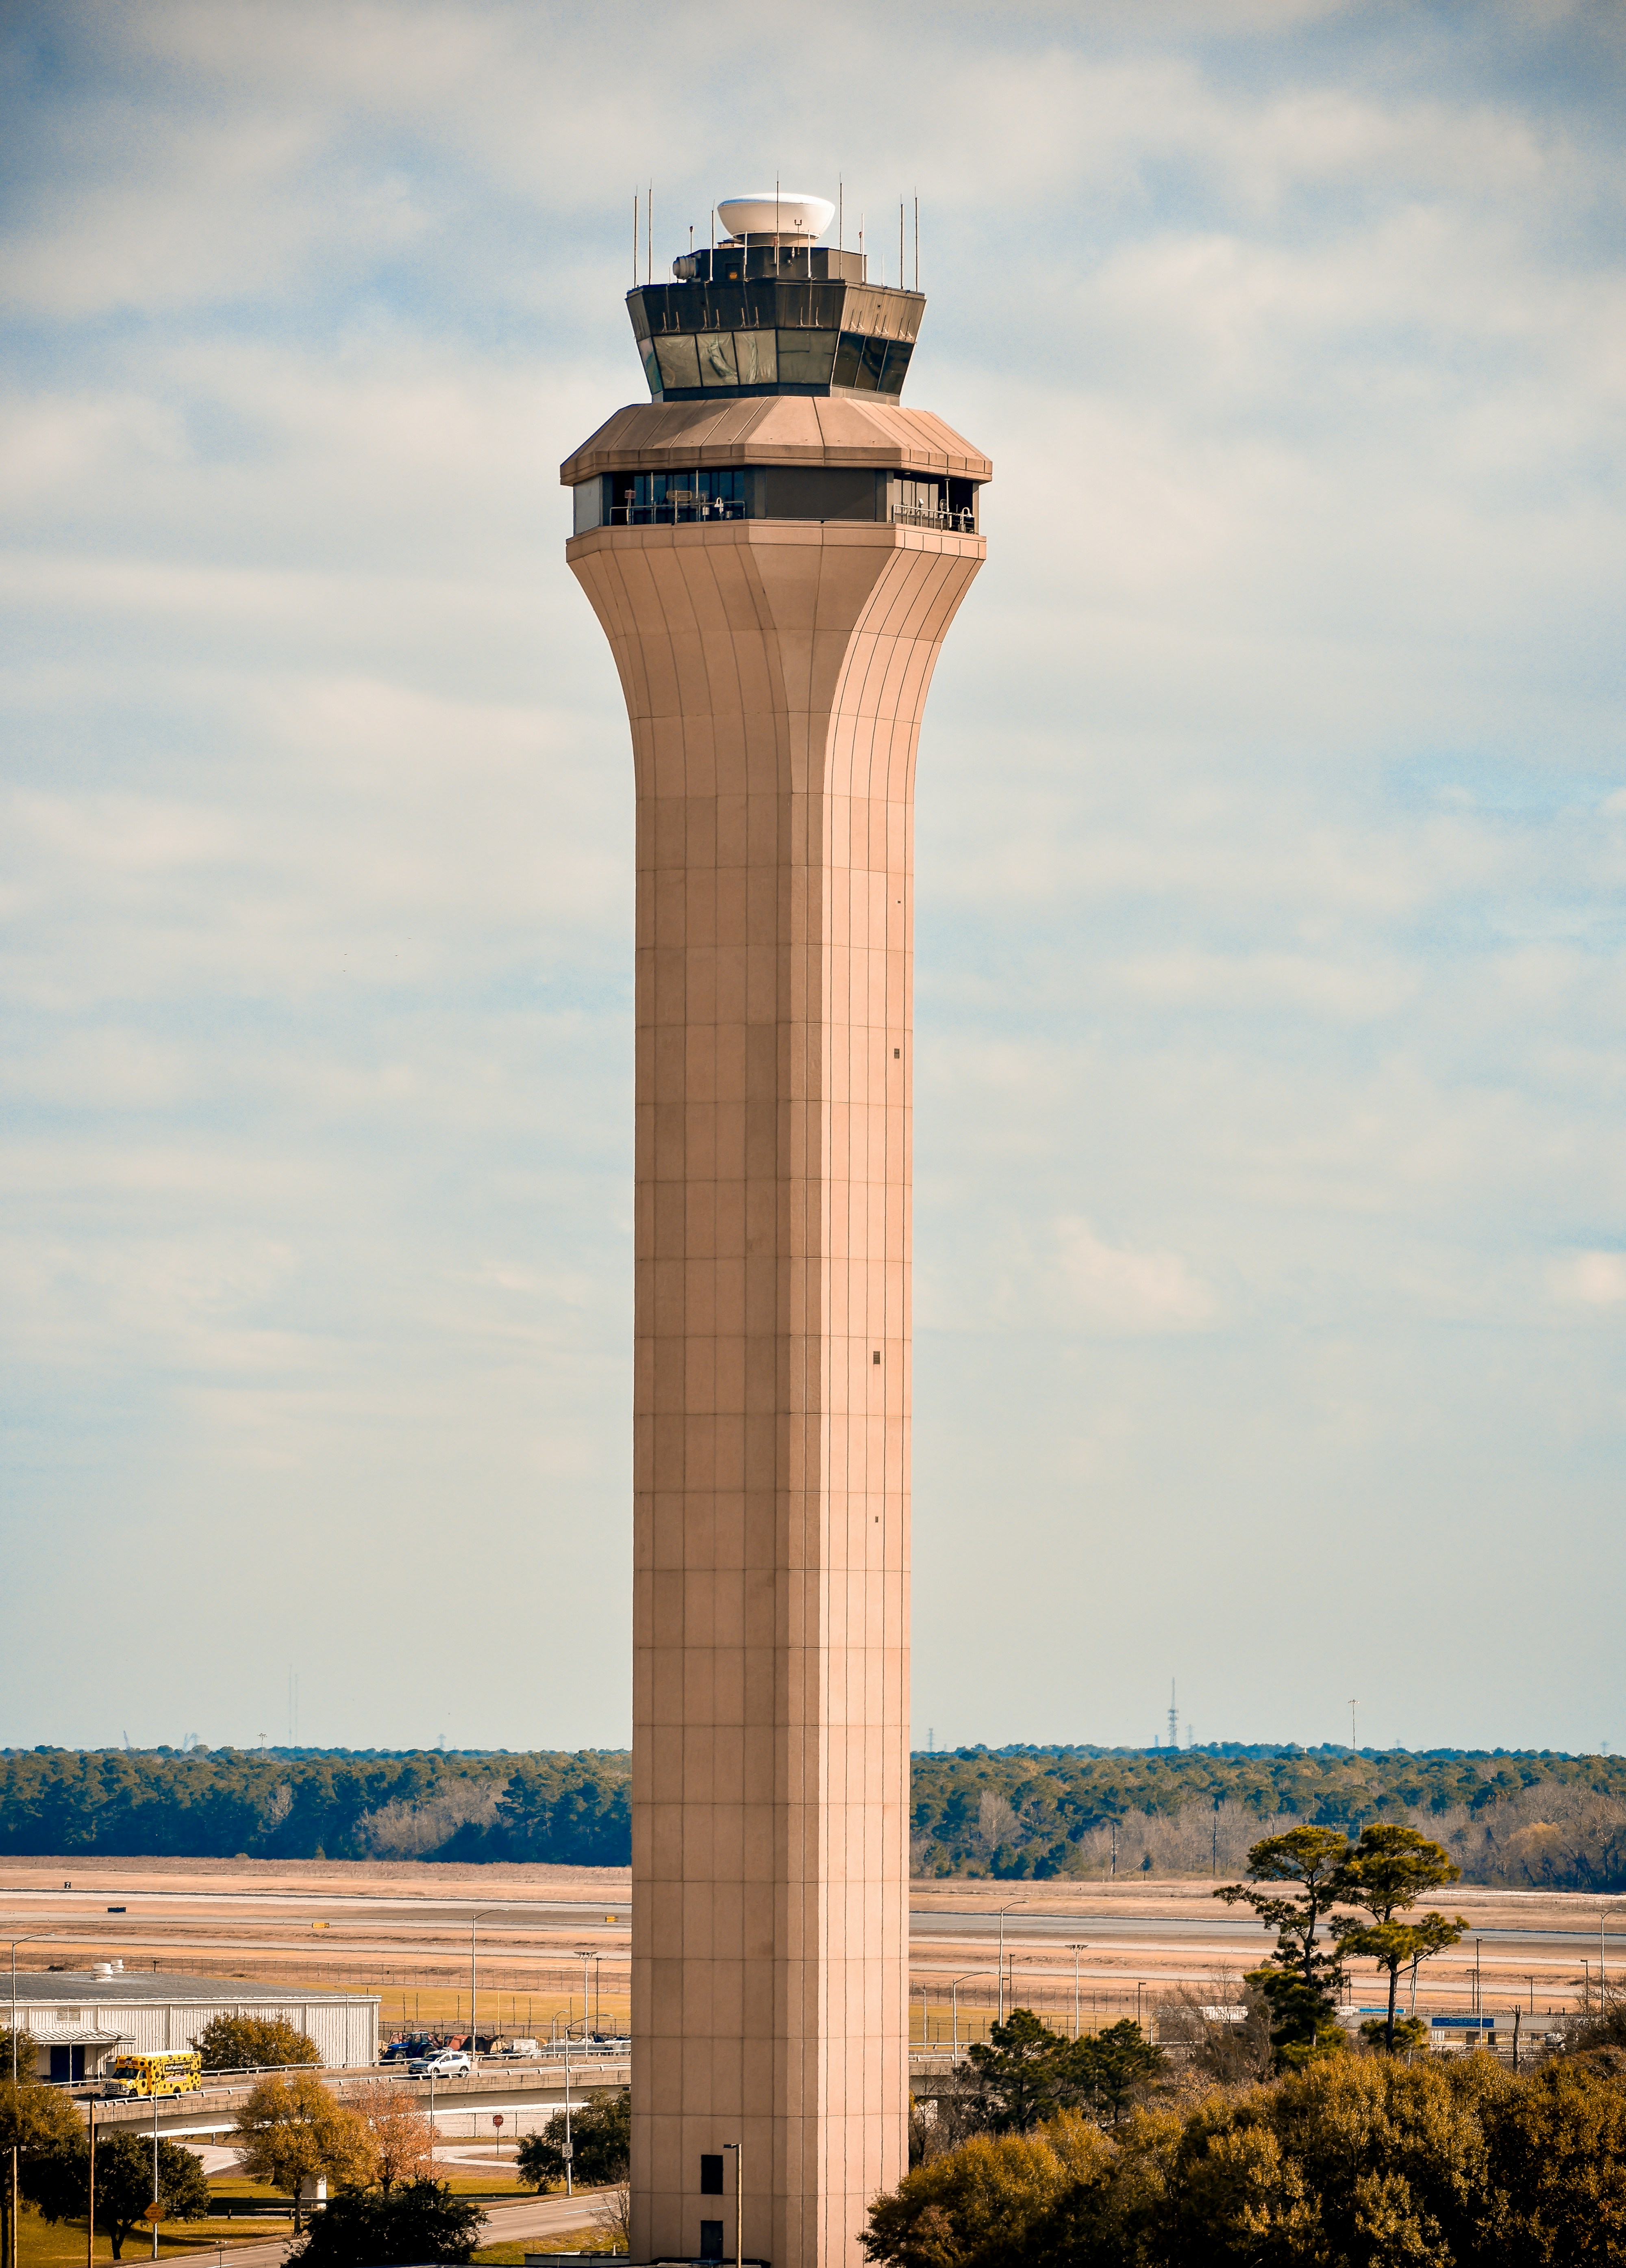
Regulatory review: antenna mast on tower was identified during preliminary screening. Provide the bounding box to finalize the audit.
[1168,1681,1179,1751]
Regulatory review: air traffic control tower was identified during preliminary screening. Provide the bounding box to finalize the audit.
[561,190,989,2268]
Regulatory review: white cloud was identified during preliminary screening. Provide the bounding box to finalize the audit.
[1549,1251,1626,1308]
[2,0,1624,1751]
[1052,1216,1220,1332]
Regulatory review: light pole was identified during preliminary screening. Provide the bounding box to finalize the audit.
[948,1972,986,2058]
[469,1909,508,2066]
[9,1935,47,2268]
[561,2020,572,2198]
[723,2139,741,2268]
[1066,1946,1087,2040]
[563,1955,591,2199]
[574,1954,592,2051]
[150,2091,163,2259]
[996,1904,1023,2027]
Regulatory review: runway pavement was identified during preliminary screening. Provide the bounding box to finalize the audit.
[5,1861,1619,2017]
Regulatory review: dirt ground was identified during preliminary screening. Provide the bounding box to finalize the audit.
[4,1855,1615,2027]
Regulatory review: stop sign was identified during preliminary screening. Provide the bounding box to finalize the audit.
[492,2115,504,2128]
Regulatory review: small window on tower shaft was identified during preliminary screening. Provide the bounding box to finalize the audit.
[873,1350,881,1364]
[700,2156,724,2194]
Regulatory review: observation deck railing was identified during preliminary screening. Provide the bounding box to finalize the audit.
[890,504,977,535]
[609,499,746,526]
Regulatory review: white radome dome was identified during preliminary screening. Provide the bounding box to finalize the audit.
[716,192,835,241]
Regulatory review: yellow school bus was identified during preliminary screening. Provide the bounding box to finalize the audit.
[104,2052,203,2098]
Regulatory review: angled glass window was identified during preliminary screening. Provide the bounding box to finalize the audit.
[697,331,739,387]
[855,334,887,391]
[732,329,777,385]
[878,338,913,395]
[654,335,700,390]
[776,329,837,385]
[642,346,662,398]
[572,479,605,535]
[832,333,865,389]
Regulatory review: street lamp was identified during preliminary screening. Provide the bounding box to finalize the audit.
[996,1903,1024,2027]
[722,2139,742,2268]
[574,1953,593,2049]
[947,1971,989,2058]
[9,1935,48,2268]
[150,2090,160,2260]
[469,1908,510,2066]
[560,1952,592,2200]
[1065,1945,1088,2040]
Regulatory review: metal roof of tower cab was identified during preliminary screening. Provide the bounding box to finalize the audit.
[7,1969,376,2006]
[560,394,992,487]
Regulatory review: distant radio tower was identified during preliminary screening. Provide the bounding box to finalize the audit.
[1168,1681,1179,1751]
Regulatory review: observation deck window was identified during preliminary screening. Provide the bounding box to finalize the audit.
[572,465,981,534]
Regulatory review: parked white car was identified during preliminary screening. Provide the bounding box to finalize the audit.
[408,2048,472,2078]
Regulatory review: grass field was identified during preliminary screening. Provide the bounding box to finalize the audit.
[476,2231,620,2259]
[15,2203,284,2264]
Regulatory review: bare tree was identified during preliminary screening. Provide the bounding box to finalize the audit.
[1155,1977,1273,2090]
[592,2180,632,2253]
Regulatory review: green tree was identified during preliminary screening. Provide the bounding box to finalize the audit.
[1332,1822,1466,2051]
[27,2130,209,2262]
[515,2089,630,2192]
[1071,2022,1165,2128]
[232,2070,376,2230]
[1148,2056,1496,2266]
[1477,2055,1626,2261]
[2,2075,81,2268]
[1215,1824,1351,2066]
[285,2178,483,2266]
[860,2111,1114,2268]
[195,2014,321,2070]
[963,2010,1083,2135]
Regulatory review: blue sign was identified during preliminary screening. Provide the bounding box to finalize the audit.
[1431,2016,1496,2030]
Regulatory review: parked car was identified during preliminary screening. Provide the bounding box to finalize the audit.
[407,2048,472,2078]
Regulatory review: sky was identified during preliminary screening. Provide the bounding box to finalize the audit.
[2,0,1624,1760]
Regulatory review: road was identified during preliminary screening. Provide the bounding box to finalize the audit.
[87,2063,632,2140]
[190,2185,616,2268]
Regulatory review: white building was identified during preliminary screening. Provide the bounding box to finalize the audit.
[7,1964,378,2080]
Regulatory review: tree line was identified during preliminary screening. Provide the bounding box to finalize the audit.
[871,2050,1626,2266]
[5,1743,1626,1888]
[0,1748,630,1865]
[866,1822,1626,2265]
[910,1744,1626,1888]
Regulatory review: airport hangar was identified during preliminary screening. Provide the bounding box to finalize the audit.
[8,1964,378,2079]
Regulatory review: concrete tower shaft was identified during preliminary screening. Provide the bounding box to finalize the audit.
[563,247,988,2268]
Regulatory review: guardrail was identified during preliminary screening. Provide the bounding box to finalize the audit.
[889,505,976,535]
